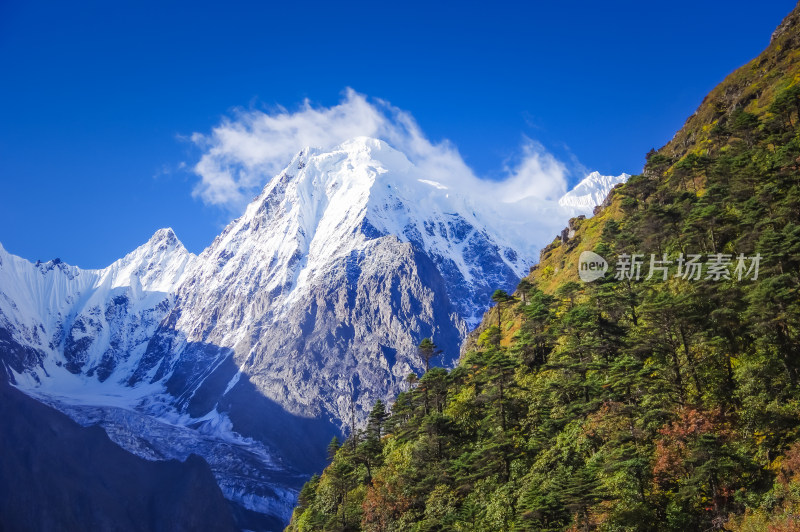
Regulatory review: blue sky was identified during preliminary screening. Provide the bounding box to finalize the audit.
[1,0,796,268]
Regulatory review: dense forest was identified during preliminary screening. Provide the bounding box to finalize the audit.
[288,5,800,530]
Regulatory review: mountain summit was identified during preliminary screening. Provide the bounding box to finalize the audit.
[558,171,630,215]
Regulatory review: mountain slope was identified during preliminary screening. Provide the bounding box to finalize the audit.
[288,4,800,531]
[0,377,237,532]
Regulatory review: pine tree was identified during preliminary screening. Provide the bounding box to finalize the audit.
[418,338,441,372]
[327,436,341,462]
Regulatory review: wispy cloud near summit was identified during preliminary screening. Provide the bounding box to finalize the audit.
[190,89,571,216]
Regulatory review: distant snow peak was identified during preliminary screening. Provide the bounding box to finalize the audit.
[558,171,630,216]
[105,227,194,294]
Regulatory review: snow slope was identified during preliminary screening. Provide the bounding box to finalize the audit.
[558,171,629,216]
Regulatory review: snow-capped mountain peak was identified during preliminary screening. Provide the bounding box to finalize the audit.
[102,227,194,294]
[0,228,196,386]
[181,137,532,334]
[558,171,629,215]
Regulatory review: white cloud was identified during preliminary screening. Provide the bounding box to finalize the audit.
[190,88,573,216]
[497,138,568,202]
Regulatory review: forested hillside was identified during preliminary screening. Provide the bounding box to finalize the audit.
[288,4,800,530]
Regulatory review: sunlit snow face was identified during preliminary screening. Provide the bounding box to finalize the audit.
[187,91,628,272]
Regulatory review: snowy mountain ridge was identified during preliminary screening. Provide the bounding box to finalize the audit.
[558,170,630,215]
[0,228,194,383]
